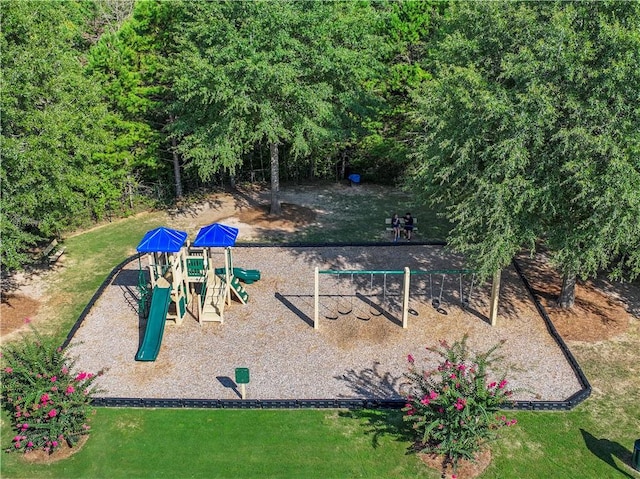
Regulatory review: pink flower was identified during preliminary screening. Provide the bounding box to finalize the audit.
[24,317,31,324]
[488,382,497,389]
[61,366,69,374]
[454,398,467,410]
[429,391,438,400]
[50,376,57,382]
[407,354,414,364]
[406,409,415,416]
[420,396,430,405]
[48,409,57,418]
[27,441,34,448]
[449,373,457,379]
[457,364,466,372]
[14,442,20,448]
[51,386,58,392]
[66,386,75,395]
[498,379,507,389]
[40,393,50,403]
[75,372,88,381]
[52,441,58,447]
[4,367,13,373]
[451,475,457,479]
[21,423,28,430]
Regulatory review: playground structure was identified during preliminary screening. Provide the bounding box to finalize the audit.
[135,224,261,361]
[313,267,493,330]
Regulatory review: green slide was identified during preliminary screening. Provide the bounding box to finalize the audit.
[135,286,171,361]
[233,268,261,284]
[215,267,261,284]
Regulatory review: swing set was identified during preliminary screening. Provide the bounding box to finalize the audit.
[313,267,479,330]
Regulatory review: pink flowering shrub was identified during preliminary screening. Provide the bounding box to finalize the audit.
[403,335,518,471]
[0,328,101,454]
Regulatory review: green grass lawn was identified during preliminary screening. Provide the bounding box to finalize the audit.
[2,182,639,479]
[1,409,432,479]
[285,185,451,244]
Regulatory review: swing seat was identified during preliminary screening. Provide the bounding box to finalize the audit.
[432,299,441,309]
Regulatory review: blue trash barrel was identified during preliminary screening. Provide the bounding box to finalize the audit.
[348,174,361,184]
[633,438,640,471]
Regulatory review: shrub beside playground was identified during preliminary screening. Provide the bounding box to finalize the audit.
[0,328,100,455]
[403,337,518,476]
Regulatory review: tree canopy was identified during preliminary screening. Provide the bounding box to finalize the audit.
[406,1,640,302]
[1,0,123,269]
[167,0,384,213]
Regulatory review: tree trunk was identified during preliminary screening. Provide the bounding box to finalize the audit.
[558,272,576,308]
[269,142,281,215]
[127,175,134,209]
[171,135,183,199]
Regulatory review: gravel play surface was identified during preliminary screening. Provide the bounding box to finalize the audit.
[69,245,583,402]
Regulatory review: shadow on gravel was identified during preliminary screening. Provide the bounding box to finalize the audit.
[335,361,405,400]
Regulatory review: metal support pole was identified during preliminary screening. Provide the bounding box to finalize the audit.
[314,267,319,330]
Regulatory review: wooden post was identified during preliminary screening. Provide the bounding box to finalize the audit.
[314,267,319,330]
[402,267,410,329]
[147,253,155,289]
[489,269,501,326]
[224,247,232,306]
[240,384,246,400]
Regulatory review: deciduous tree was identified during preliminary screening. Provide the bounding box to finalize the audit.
[168,1,382,214]
[407,1,640,306]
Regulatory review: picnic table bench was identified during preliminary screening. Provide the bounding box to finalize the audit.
[42,239,66,264]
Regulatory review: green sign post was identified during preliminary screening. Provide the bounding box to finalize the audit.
[235,368,250,399]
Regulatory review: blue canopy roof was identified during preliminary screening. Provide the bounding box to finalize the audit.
[193,223,239,247]
[136,227,188,253]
